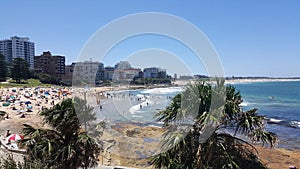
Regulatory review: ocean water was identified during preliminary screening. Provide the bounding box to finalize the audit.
[233,81,300,149]
[97,81,300,149]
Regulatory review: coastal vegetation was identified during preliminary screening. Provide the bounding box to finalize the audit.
[0,79,55,88]
[0,57,61,85]
[0,54,8,82]
[151,80,277,169]
[131,77,172,85]
[10,58,30,84]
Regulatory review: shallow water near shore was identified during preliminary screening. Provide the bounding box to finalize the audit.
[96,81,300,150]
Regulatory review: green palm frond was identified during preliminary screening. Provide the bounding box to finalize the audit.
[151,79,275,169]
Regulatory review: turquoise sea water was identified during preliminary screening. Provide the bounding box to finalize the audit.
[97,81,300,149]
[233,81,300,149]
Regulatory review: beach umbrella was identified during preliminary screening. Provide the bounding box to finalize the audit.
[2,102,10,107]
[7,134,24,141]
[25,101,32,105]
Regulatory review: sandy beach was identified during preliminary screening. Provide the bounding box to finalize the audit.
[1,85,300,169]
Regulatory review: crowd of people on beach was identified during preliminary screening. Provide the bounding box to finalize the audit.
[0,86,72,151]
[0,87,71,118]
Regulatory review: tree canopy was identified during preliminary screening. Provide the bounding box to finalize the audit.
[0,54,8,82]
[10,58,30,83]
[150,80,277,169]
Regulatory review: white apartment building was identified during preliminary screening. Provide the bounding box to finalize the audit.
[0,36,35,69]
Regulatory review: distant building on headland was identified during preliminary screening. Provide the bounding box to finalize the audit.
[174,73,177,80]
[179,75,194,80]
[34,51,65,79]
[178,74,209,80]
[194,74,209,79]
[0,36,35,69]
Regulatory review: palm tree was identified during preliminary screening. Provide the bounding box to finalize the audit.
[21,97,101,169]
[74,96,96,131]
[150,79,277,169]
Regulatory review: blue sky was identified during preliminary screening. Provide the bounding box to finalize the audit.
[1,1,299,77]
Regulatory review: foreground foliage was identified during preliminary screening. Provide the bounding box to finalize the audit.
[22,98,101,169]
[0,97,102,169]
[150,80,277,169]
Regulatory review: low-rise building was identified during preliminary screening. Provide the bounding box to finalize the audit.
[143,67,167,79]
[61,64,74,85]
[103,66,114,81]
[113,68,141,81]
[71,61,104,86]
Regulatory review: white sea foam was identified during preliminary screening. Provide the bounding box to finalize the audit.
[141,87,182,94]
[240,102,248,107]
[289,121,300,128]
[129,100,151,114]
[136,94,144,98]
[269,118,283,123]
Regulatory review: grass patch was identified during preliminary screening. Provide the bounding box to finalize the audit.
[0,79,59,88]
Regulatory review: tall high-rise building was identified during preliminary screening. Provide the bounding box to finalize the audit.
[0,36,35,69]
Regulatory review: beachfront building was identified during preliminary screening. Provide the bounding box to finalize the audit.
[0,36,35,69]
[34,51,65,79]
[71,61,104,86]
[143,67,167,79]
[113,68,141,82]
[104,66,114,81]
[95,63,105,85]
[114,61,131,70]
[61,64,74,85]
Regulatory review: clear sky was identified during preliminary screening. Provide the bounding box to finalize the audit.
[1,1,299,77]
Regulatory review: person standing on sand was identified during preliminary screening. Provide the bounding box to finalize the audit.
[6,130,10,137]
